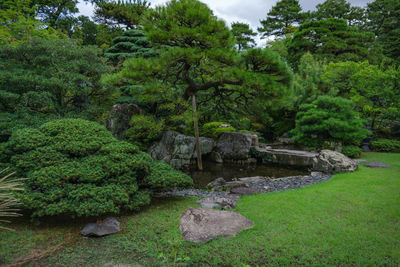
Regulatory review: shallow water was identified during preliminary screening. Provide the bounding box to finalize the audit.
[186,161,309,188]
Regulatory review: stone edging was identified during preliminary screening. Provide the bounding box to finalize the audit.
[156,172,332,198]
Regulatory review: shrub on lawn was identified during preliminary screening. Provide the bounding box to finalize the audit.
[4,119,192,218]
[342,145,362,158]
[370,138,400,152]
[291,96,370,148]
[201,122,236,139]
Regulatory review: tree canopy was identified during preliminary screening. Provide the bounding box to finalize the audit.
[288,18,380,67]
[367,0,400,63]
[94,0,150,29]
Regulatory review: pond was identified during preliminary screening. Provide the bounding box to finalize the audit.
[185,161,309,188]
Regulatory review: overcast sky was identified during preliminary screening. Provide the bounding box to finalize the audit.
[77,0,373,45]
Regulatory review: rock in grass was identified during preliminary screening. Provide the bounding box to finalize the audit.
[180,208,253,243]
[230,187,258,195]
[313,150,358,173]
[196,196,236,209]
[364,162,391,168]
[81,217,120,237]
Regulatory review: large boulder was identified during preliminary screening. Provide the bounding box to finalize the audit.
[215,132,256,160]
[179,208,253,243]
[313,150,358,173]
[105,103,143,139]
[81,217,120,237]
[148,131,215,169]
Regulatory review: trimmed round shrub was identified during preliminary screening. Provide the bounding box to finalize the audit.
[291,96,370,148]
[125,115,164,150]
[342,145,362,158]
[370,138,400,152]
[201,122,236,140]
[4,119,192,218]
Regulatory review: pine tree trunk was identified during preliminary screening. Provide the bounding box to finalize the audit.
[192,94,203,170]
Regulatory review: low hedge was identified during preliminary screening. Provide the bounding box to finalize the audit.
[370,138,400,153]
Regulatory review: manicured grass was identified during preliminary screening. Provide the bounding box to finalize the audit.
[1,153,399,266]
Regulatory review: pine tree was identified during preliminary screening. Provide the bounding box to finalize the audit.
[231,22,257,51]
[313,0,366,27]
[367,0,400,63]
[258,0,304,38]
[288,18,380,68]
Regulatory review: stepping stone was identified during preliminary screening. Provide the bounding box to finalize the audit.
[196,196,236,209]
[81,217,120,237]
[179,207,253,243]
[230,187,258,195]
[364,162,391,168]
[354,159,367,164]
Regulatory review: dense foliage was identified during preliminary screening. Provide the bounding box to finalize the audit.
[258,0,304,38]
[0,38,113,139]
[105,29,158,64]
[288,18,380,67]
[370,138,400,153]
[3,119,192,218]
[231,22,257,51]
[125,115,165,150]
[291,96,370,149]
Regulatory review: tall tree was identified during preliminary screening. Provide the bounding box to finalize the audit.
[231,22,257,51]
[258,0,304,38]
[104,0,293,169]
[367,0,400,64]
[313,0,366,27]
[94,0,150,29]
[288,18,380,68]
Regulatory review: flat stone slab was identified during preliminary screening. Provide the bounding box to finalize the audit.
[179,208,253,243]
[230,187,258,195]
[251,147,318,168]
[364,162,391,168]
[81,217,120,237]
[196,196,236,209]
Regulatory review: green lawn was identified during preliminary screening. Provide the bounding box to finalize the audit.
[1,153,399,266]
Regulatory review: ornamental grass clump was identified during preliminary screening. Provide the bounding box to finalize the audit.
[0,169,25,230]
[3,119,192,218]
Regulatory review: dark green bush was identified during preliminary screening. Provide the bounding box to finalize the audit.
[370,138,400,152]
[200,122,236,140]
[125,115,164,150]
[291,96,370,148]
[4,119,192,218]
[342,146,362,158]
